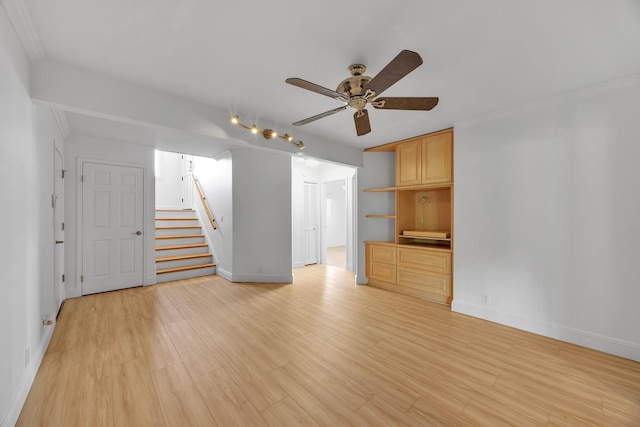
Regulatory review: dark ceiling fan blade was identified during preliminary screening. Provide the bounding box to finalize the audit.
[292,106,347,126]
[354,109,371,136]
[285,78,343,100]
[363,50,423,97]
[373,97,439,110]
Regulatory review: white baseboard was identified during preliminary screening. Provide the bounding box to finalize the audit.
[230,272,294,283]
[217,268,232,282]
[1,324,55,427]
[217,268,293,284]
[65,287,81,299]
[144,275,157,286]
[355,274,368,285]
[452,300,640,362]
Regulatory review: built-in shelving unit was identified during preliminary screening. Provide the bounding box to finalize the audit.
[364,128,454,305]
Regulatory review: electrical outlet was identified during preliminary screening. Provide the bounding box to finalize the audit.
[481,291,491,305]
[25,347,29,367]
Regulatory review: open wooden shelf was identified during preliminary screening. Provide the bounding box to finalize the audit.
[398,235,451,242]
[364,186,396,192]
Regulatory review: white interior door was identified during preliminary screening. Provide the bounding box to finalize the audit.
[53,148,65,313]
[303,182,318,265]
[180,154,193,209]
[82,162,144,295]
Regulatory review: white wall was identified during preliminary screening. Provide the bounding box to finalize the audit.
[193,153,232,277]
[0,9,64,425]
[64,134,157,296]
[453,75,640,361]
[31,60,364,167]
[356,152,396,284]
[155,150,183,209]
[231,149,292,282]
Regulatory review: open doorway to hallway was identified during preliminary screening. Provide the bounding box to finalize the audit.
[324,179,348,269]
[291,157,356,272]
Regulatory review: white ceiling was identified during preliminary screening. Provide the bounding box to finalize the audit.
[23,0,640,150]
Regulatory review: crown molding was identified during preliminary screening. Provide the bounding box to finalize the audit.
[454,71,640,130]
[50,108,70,138]
[1,0,45,61]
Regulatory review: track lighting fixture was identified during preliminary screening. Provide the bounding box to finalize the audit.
[229,115,305,149]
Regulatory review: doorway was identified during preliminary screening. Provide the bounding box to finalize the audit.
[292,157,356,273]
[324,179,347,269]
[81,162,145,295]
[180,154,194,209]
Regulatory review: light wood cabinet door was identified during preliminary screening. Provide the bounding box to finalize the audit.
[366,243,397,284]
[397,248,451,274]
[369,244,396,264]
[369,262,397,284]
[397,267,451,297]
[396,139,421,186]
[421,132,452,184]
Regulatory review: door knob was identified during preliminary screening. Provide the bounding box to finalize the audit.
[55,240,64,244]
[132,231,142,235]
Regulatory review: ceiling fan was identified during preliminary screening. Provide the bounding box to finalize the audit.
[286,50,438,136]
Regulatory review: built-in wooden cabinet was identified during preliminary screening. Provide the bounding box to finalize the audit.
[366,243,397,284]
[364,128,454,305]
[395,139,422,186]
[395,129,453,186]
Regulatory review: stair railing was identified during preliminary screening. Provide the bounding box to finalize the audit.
[192,175,217,230]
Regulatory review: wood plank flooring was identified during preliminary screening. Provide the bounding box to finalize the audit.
[18,265,640,426]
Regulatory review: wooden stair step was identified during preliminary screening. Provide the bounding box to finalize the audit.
[156,243,208,251]
[155,209,195,212]
[156,234,204,240]
[156,225,201,229]
[156,253,212,263]
[156,217,199,221]
[157,263,216,275]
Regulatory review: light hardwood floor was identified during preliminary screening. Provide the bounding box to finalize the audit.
[18,265,640,426]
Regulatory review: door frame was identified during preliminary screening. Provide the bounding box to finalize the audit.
[319,174,356,273]
[53,146,65,314]
[76,158,147,295]
[302,181,320,266]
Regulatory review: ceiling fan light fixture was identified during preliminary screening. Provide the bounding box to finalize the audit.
[250,125,259,134]
[230,115,239,124]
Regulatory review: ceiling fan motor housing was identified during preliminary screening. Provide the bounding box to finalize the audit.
[336,64,373,103]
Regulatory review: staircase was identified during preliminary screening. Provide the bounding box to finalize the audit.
[155,209,216,283]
